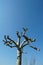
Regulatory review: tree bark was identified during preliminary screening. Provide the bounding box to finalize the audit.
[16,49,22,65]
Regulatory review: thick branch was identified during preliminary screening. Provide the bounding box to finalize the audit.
[21,43,29,48]
[16,31,21,46]
[20,39,27,48]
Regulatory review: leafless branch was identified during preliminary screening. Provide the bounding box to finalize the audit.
[23,35,36,43]
[6,44,16,48]
[21,43,29,48]
[16,31,21,38]
[3,35,18,47]
[29,45,40,51]
[22,27,28,35]
[21,39,26,46]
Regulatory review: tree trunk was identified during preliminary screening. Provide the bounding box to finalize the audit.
[16,49,22,65]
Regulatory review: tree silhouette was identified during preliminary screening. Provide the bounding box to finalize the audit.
[3,27,40,65]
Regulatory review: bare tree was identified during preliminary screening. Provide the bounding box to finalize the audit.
[3,27,40,65]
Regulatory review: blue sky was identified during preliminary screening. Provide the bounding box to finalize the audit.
[0,0,43,65]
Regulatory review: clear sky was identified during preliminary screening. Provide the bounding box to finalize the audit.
[0,0,43,65]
